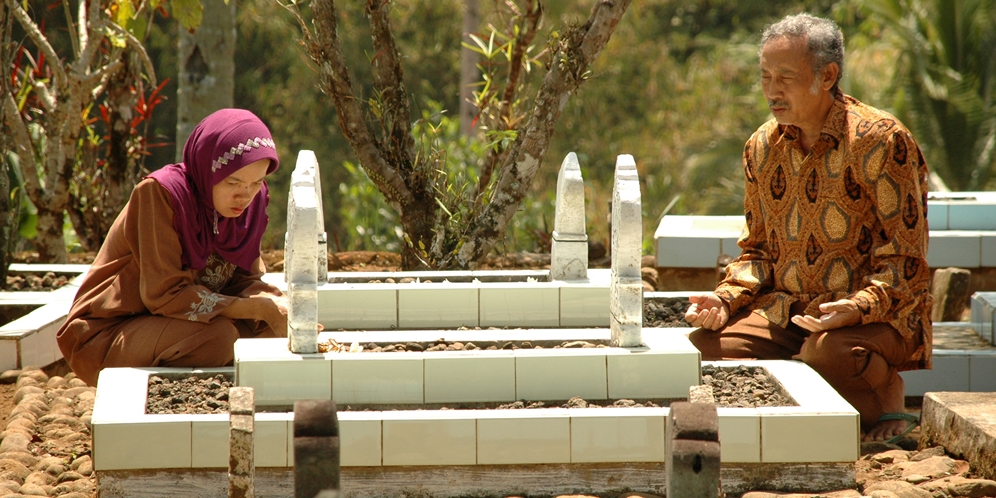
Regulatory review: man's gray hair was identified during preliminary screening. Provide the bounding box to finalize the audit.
[760,13,844,91]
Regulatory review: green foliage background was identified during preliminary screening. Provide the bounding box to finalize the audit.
[134,0,990,256]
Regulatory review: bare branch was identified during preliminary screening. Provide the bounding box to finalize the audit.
[106,22,158,87]
[84,60,124,97]
[5,0,67,84]
[306,0,414,209]
[75,0,107,73]
[365,0,415,166]
[448,0,632,267]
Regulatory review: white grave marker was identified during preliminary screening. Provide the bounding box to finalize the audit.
[610,154,643,347]
[550,152,588,281]
[285,150,327,354]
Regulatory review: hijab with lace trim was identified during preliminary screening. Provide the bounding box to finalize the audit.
[147,109,279,272]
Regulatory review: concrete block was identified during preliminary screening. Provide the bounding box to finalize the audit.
[920,392,996,480]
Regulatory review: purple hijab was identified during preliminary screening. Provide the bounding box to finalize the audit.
[148,109,280,273]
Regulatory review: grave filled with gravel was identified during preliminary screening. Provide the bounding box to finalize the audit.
[145,363,795,415]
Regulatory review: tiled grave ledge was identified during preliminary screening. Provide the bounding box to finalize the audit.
[92,359,856,497]
[261,269,611,329]
[0,266,87,370]
[654,215,996,292]
[234,329,700,406]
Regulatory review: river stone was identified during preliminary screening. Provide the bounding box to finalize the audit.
[0,459,31,482]
[56,471,83,483]
[17,369,48,385]
[43,463,65,476]
[910,446,946,462]
[22,470,53,487]
[66,378,87,388]
[4,418,34,433]
[45,377,66,390]
[871,450,911,464]
[62,387,91,399]
[868,491,900,498]
[17,481,48,496]
[74,460,92,477]
[11,387,44,406]
[0,433,31,454]
[9,403,45,419]
[0,371,21,385]
[68,456,89,473]
[863,481,932,498]
[921,476,996,497]
[57,493,90,498]
[897,455,958,478]
[31,457,63,473]
[0,455,36,470]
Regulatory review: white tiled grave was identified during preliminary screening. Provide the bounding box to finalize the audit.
[0,265,88,370]
[92,331,859,497]
[655,210,996,269]
[262,268,612,330]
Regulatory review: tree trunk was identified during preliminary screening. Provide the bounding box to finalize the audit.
[176,0,236,159]
[459,0,479,136]
[1,0,14,287]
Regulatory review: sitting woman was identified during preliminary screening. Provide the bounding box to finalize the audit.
[57,108,288,386]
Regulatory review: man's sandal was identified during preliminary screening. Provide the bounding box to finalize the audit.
[877,412,920,445]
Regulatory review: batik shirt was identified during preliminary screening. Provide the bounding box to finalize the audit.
[715,92,933,370]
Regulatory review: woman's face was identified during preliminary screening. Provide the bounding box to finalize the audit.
[212,158,271,218]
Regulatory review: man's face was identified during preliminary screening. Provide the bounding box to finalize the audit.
[760,35,825,127]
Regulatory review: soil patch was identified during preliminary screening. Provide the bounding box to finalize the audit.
[146,365,795,415]
[644,299,690,327]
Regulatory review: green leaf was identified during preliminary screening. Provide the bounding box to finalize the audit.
[115,0,135,29]
[172,0,204,33]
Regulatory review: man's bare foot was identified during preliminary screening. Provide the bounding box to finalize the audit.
[863,417,911,442]
[861,375,913,442]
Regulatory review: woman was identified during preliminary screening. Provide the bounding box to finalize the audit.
[57,109,288,386]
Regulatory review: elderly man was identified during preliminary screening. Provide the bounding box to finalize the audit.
[685,13,932,443]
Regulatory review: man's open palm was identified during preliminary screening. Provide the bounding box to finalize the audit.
[790,299,861,333]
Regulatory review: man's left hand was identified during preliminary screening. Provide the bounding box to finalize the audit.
[790,299,862,333]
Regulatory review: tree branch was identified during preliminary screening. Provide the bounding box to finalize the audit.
[5,0,66,84]
[448,0,632,267]
[106,22,158,87]
[305,0,413,209]
[476,0,542,200]
[2,93,44,204]
[365,0,415,167]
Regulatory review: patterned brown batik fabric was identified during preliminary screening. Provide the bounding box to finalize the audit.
[715,92,933,371]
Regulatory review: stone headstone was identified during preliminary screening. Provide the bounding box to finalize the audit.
[550,152,588,281]
[931,267,971,322]
[285,150,326,354]
[610,154,643,347]
[294,399,340,498]
[229,387,255,498]
[666,401,721,498]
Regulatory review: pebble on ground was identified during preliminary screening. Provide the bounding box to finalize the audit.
[2,365,995,498]
[0,367,94,498]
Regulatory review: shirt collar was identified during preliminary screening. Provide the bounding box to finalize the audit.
[775,89,848,150]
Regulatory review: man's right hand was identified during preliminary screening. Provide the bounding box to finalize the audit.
[684,293,730,330]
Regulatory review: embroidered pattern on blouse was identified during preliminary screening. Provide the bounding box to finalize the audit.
[211,137,275,172]
[186,288,225,321]
[199,254,236,291]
